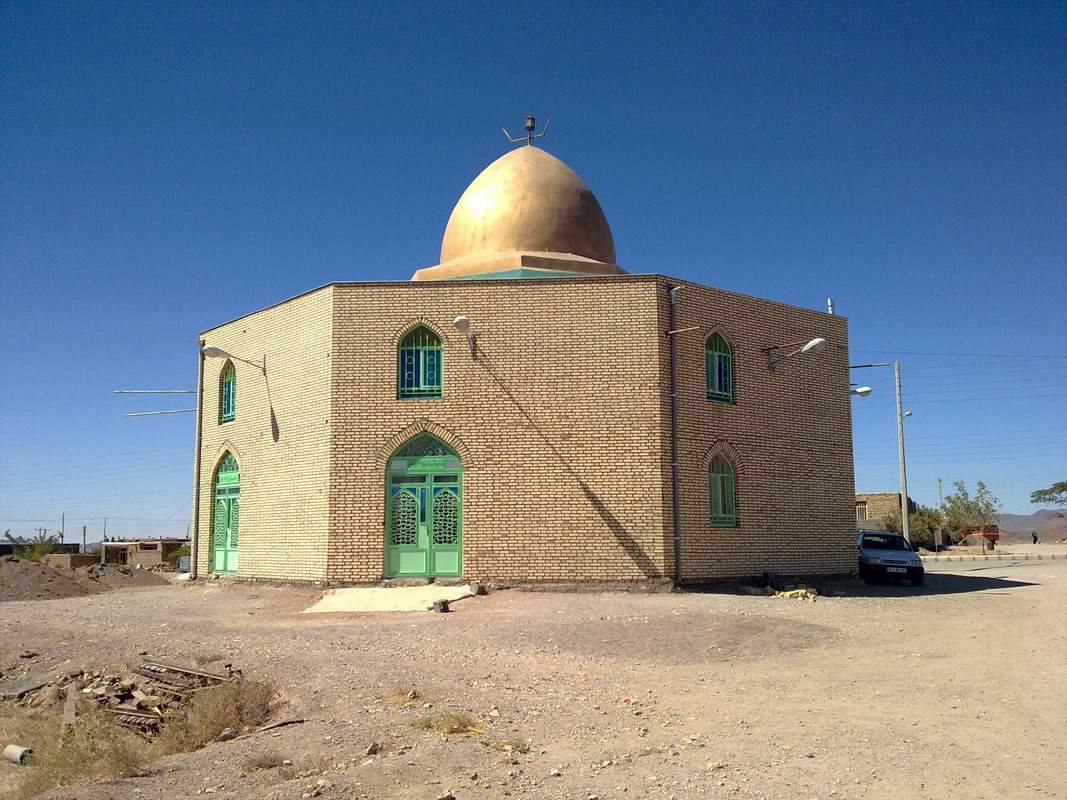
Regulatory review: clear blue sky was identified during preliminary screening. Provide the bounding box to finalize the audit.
[2,1,1064,541]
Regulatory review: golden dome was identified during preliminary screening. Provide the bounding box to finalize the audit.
[412,146,621,280]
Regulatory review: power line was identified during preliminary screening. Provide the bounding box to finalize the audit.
[851,350,1067,359]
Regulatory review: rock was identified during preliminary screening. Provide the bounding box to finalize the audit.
[30,684,62,708]
[0,676,47,700]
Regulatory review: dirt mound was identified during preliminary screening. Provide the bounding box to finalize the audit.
[0,557,168,601]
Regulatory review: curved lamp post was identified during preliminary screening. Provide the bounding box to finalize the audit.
[762,337,827,371]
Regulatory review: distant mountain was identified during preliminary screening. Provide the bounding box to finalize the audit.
[998,509,1067,543]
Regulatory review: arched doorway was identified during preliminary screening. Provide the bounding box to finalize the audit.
[212,452,240,573]
[386,434,462,577]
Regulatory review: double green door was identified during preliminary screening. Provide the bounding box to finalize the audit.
[387,452,462,577]
[212,456,240,573]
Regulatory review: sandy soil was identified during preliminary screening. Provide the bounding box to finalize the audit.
[1,557,1065,800]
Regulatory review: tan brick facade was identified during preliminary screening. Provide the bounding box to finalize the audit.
[194,274,855,585]
[855,492,913,523]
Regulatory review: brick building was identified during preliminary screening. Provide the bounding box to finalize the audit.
[854,493,915,524]
[192,145,856,585]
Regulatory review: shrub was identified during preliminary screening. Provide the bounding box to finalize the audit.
[154,678,274,754]
[13,705,150,799]
[411,711,478,734]
[165,544,190,567]
[6,531,66,561]
[389,685,424,704]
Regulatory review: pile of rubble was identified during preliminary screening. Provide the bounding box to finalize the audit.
[1,659,240,732]
[739,585,822,601]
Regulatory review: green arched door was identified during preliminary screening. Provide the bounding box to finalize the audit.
[212,453,240,573]
[386,434,462,577]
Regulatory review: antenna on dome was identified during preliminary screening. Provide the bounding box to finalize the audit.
[503,115,552,145]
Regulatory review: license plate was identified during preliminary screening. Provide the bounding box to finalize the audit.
[886,567,906,573]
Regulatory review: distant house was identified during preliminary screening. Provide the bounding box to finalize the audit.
[101,539,188,569]
[855,493,916,529]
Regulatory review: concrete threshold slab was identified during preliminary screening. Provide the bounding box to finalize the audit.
[302,584,475,614]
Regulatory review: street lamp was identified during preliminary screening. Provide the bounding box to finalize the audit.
[851,361,912,544]
[201,346,266,374]
[762,337,827,371]
[453,316,476,357]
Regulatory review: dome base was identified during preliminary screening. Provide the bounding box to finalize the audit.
[412,252,627,281]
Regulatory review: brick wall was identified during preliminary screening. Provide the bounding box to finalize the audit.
[666,277,855,580]
[327,277,668,583]
[855,492,905,520]
[195,287,334,581]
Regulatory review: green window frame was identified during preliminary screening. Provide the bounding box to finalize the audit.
[709,453,737,527]
[219,361,236,423]
[398,326,442,399]
[706,333,733,403]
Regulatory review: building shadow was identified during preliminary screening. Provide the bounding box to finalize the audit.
[840,572,1037,597]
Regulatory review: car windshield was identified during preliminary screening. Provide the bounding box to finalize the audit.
[862,535,911,551]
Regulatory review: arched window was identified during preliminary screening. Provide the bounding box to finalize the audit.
[219,361,236,423]
[709,453,737,527]
[398,326,442,398]
[706,333,733,403]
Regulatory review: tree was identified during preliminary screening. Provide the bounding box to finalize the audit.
[943,480,1000,542]
[5,529,65,561]
[884,504,943,550]
[1030,481,1067,507]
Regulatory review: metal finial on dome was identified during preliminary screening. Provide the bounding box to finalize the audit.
[503,115,552,146]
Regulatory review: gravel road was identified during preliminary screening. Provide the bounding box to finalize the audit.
[1,558,1064,800]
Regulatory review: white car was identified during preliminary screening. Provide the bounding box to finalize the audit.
[857,531,924,587]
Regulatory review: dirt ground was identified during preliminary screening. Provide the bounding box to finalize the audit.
[1,555,1065,800]
[0,557,169,601]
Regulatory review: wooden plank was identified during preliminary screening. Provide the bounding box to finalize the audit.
[61,683,78,735]
[140,659,235,682]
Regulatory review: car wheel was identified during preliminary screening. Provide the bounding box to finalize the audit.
[912,574,924,587]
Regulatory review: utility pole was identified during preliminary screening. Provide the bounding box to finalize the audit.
[60,512,65,543]
[937,478,945,550]
[82,525,87,554]
[850,360,910,542]
[895,362,910,544]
